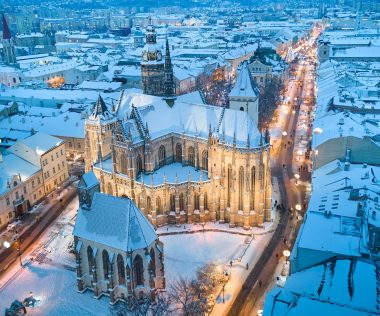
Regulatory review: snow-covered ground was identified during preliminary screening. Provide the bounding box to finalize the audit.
[0,196,275,315]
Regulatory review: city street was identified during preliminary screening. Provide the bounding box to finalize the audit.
[226,27,321,316]
[0,179,78,277]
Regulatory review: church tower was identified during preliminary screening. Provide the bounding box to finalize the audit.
[84,95,116,171]
[228,61,260,128]
[2,14,16,65]
[163,38,176,106]
[141,20,165,96]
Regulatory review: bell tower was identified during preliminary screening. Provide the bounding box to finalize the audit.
[2,14,16,65]
[141,20,165,96]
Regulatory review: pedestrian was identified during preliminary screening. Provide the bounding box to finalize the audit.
[246,263,249,270]
[259,280,262,287]
[230,260,233,267]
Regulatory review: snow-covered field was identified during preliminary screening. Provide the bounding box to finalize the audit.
[0,196,272,315]
[162,231,249,284]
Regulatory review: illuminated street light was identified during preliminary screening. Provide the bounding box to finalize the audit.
[282,131,287,137]
[283,250,291,263]
[295,204,302,211]
[294,173,300,179]
[3,241,11,248]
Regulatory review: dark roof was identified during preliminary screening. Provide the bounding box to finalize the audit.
[92,94,110,118]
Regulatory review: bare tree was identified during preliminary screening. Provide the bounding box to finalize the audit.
[169,277,208,316]
[109,292,169,316]
[258,76,284,130]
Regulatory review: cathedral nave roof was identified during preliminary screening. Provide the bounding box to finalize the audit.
[116,90,262,149]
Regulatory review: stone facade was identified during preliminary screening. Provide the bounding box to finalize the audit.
[85,109,271,229]
[74,174,165,303]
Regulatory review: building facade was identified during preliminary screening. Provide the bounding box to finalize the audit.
[0,132,69,229]
[84,91,272,229]
[73,172,165,303]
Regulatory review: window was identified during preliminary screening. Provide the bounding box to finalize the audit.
[156,196,162,215]
[87,246,94,275]
[175,143,182,162]
[6,197,10,205]
[8,212,12,218]
[227,164,232,207]
[38,177,41,184]
[179,193,184,211]
[102,250,110,280]
[117,254,126,285]
[68,142,72,148]
[56,152,59,158]
[188,146,195,166]
[53,167,56,174]
[158,145,166,167]
[15,192,19,200]
[77,143,81,149]
[133,255,144,286]
[62,161,65,167]
[23,187,27,194]
[240,106,244,111]
[202,150,208,171]
[32,180,35,188]
[170,194,175,212]
[51,155,54,162]
[194,193,200,210]
[45,159,48,165]
[136,154,143,176]
[238,166,244,210]
[34,194,36,200]
[61,149,63,155]
[250,167,256,210]
[58,164,61,171]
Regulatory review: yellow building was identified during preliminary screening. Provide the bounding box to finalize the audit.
[85,91,272,229]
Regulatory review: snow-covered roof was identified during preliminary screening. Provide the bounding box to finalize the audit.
[229,61,259,99]
[0,153,40,195]
[116,90,262,148]
[312,111,380,149]
[73,192,157,251]
[78,170,99,190]
[264,259,378,316]
[8,132,64,166]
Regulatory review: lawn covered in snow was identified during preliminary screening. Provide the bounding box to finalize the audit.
[162,231,249,283]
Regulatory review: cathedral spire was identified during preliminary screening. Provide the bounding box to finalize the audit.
[91,94,111,120]
[163,36,176,106]
[2,14,11,40]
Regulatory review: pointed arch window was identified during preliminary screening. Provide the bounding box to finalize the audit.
[87,246,94,275]
[133,255,144,286]
[146,196,152,213]
[149,248,156,278]
[202,150,208,171]
[170,194,176,212]
[250,167,256,210]
[156,196,162,215]
[179,193,185,211]
[102,249,110,280]
[239,166,244,210]
[136,154,143,176]
[176,143,182,162]
[188,146,195,166]
[117,254,126,285]
[158,145,166,167]
[227,164,232,208]
[194,192,200,210]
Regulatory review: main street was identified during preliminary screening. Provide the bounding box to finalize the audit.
[226,26,321,316]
